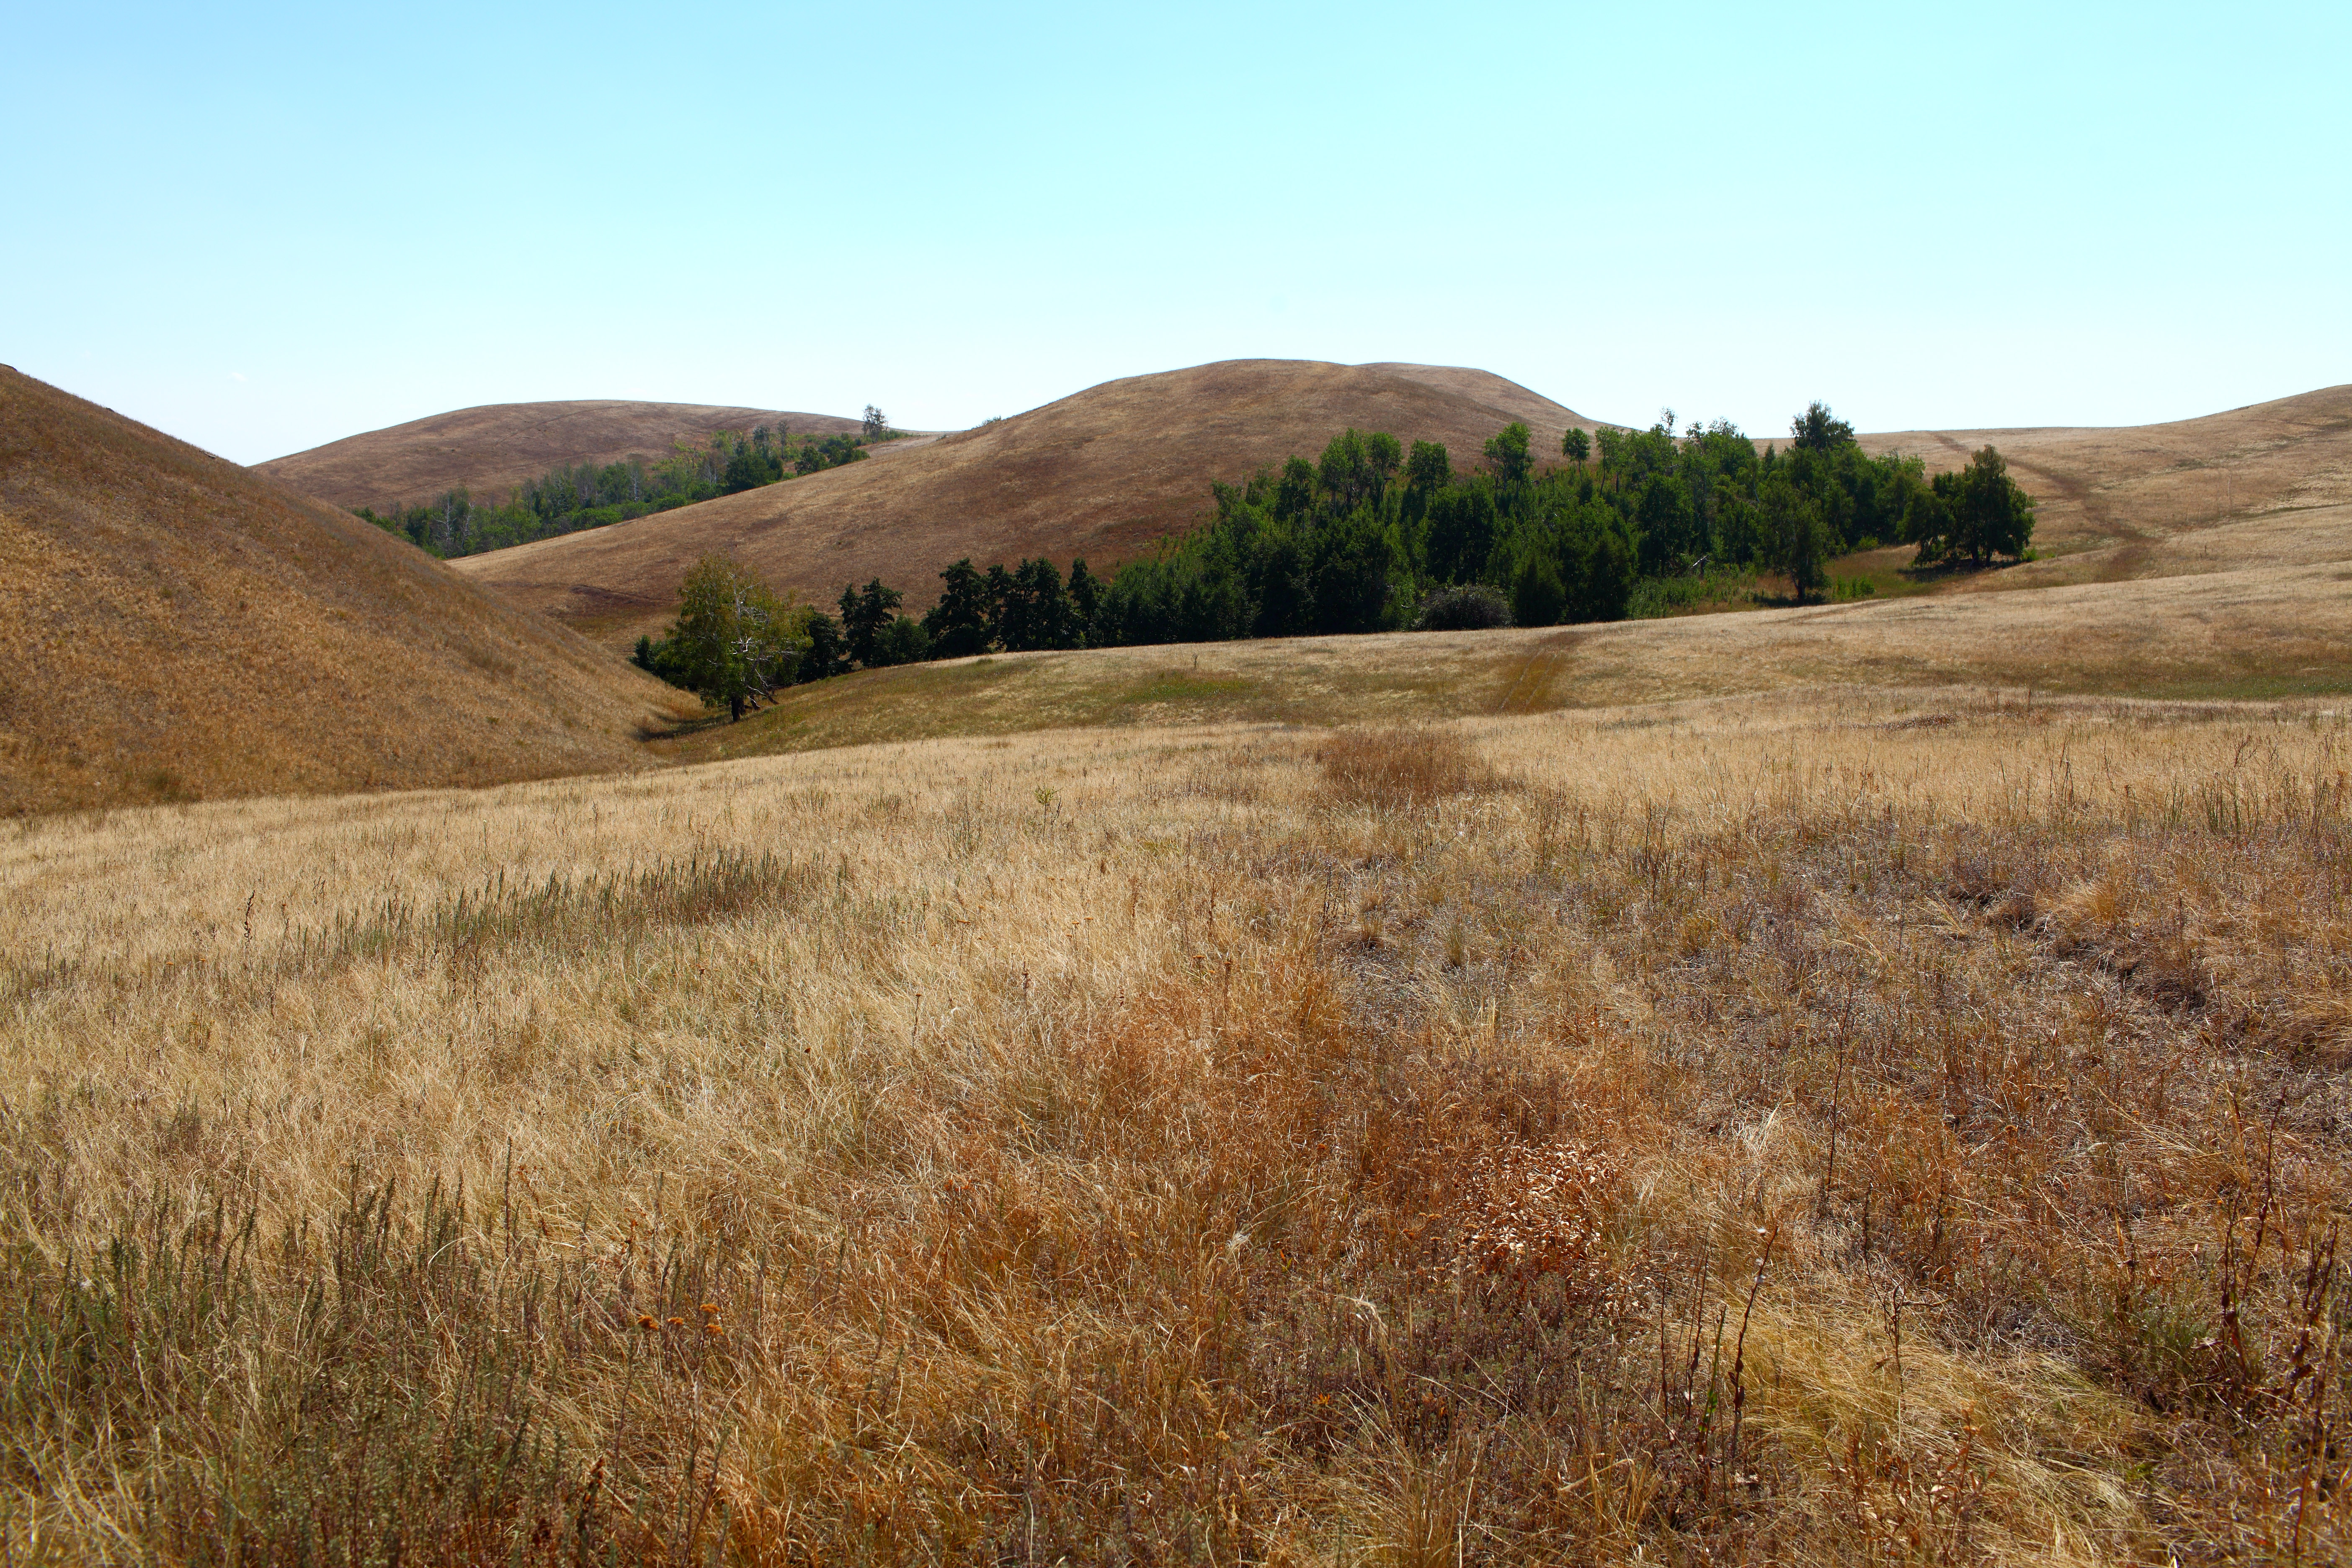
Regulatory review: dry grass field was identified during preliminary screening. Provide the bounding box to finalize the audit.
[437,369,2352,658]
[0,368,691,815]
[4,690,2346,1564]
[255,400,867,512]
[666,558,2352,765]
[1859,384,2352,565]
[450,361,1600,648]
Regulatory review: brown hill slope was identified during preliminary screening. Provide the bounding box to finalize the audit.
[0,367,687,814]
[452,360,1599,645]
[255,399,865,509]
[1859,384,2352,567]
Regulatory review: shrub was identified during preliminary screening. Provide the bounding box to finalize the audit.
[1413,584,1513,632]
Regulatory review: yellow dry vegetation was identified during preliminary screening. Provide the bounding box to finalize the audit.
[451,361,1598,647]
[5,690,2347,1563]
[1860,383,2352,562]
[254,399,866,511]
[0,366,694,813]
[669,558,2352,765]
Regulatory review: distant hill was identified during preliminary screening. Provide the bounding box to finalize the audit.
[450,360,1604,645]
[0,367,686,814]
[1858,384,2352,570]
[255,399,867,510]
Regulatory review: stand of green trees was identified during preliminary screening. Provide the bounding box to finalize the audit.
[634,404,2036,718]
[356,426,879,559]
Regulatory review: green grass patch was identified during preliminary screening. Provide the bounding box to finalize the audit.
[1115,669,1257,706]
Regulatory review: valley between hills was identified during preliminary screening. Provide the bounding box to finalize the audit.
[1,357,2347,1563]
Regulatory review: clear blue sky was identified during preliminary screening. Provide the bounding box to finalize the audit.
[5,2,2346,464]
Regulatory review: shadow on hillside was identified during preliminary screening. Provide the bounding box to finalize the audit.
[636,708,731,743]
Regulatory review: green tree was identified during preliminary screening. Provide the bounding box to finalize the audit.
[720,439,776,494]
[1484,422,1534,487]
[1405,439,1452,495]
[1790,402,1856,453]
[1000,558,1075,651]
[1316,429,1387,515]
[1562,427,1591,464]
[1273,456,1318,523]
[922,559,995,658]
[1757,475,1831,603]
[1422,479,1494,585]
[1065,558,1103,645]
[1947,445,2036,566]
[799,612,848,681]
[861,405,889,440]
[871,615,931,666]
[1511,551,1566,628]
[837,579,904,667]
[668,556,804,720]
[1401,439,1451,534]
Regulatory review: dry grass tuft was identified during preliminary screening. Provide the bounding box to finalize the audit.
[1315,724,1504,810]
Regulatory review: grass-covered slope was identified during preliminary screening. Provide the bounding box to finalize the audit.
[255,397,865,510]
[5,695,2346,1559]
[1858,382,2352,565]
[450,360,1601,647]
[0,366,689,812]
[661,557,2352,765]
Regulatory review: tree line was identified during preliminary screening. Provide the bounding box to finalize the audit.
[355,422,887,558]
[635,403,2035,719]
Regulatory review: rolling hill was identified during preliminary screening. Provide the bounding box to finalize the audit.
[0,366,690,814]
[448,360,1602,643]
[447,361,2352,652]
[1857,383,2352,572]
[254,398,867,510]
[660,555,2352,765]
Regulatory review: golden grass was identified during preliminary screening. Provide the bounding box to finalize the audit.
[450,361,1596,649]
[669,559,2352,766]
[4,688,2348,1563]
[0,366,693,814]
[1859,383,2352,559]
[253,399,865,511]
[451,374,2352,655]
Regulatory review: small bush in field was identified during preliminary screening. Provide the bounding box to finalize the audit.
[1413,584,1513,632]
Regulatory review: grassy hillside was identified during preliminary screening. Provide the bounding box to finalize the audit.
[660,557,2352,764]
[0,366,690,813]
[5,693,2344,1560]
[1857,382,2352,564]
[450,360,1601,646]
[254,398,867,509]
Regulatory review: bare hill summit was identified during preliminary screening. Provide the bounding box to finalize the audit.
[0,367,685,813]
